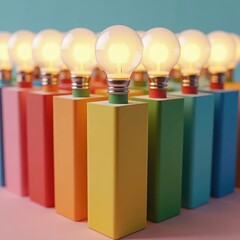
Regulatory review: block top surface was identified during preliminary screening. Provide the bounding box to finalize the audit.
[28,89,70,96]
[170,91,213,98]
[88,100,147,108]
[54,94,105,101]
[132,95,183,101]
[200,88,239,94]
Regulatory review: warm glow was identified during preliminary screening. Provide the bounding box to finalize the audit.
[149,44,169,64]
[182,43,201,62]
[73,44,91,63]
[108,43,129,64]
[42,43,60,62]
[211,44,228,62]
[17,43,32,61]
[0,44,9,61]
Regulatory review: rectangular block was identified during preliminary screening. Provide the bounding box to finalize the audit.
[88,101,148,239]
[132,95,184,222]
[171,92,214,209]
[202,89,238,196]
[224,83,240,187]
[27,90,70,207]
[53,94,107,221]
[2,87,33,195]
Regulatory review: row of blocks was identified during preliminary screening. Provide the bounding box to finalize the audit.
[0,82,239,239]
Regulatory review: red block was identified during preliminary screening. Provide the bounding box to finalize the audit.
[26,90,70,207]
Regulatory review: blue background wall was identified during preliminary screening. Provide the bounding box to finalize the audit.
[1,0,240,77]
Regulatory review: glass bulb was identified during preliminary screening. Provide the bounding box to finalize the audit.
[0,32,11,70]
[142,27,180,77]
[135,31,146,72]
[229,33,240,68]
[95,25,143,79]
[61,28,96,76]
[178,29,210,76]
[207,31,235,74]
[32,29,63,74]
[8,30,35,72]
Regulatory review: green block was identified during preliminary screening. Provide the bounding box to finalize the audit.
[132,95,184,222]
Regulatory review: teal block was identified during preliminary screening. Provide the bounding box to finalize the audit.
[132,95,184,222]
[201,89,238,197]
[170,92,214,209]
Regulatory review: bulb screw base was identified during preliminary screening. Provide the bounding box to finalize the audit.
[107,79,129,104]
[149,77,168,98]
[71,75,90,97]
[0,69,12,86]
[181,75,198,94]
[41,72,59,92]
[210,72,225,90]
[17,71,33,88]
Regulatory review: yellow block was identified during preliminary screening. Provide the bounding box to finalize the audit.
[95,88,144,97]
[87,101,148,239]
[225,82,240,90]
[54,95,107,221]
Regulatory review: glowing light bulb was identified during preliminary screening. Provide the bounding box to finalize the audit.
[178,30,210,76]
[32,29,63,74]
[142,28,180,77]
[0,32,11,70]
[8,30,35,72]
[61,28,96,77]
[229,33,240,68]
[135,31,146,72]
[95,25,143,80]
[207,31,235,74]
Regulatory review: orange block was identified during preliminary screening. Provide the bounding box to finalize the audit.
[53,95,107,221]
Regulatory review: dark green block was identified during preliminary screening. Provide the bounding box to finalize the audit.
[132,96,184,222]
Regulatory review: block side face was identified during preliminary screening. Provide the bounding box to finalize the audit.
[132,97,184,222]
[27,91,69,207]
[0,88,4,186]
[211,91,238,197]
[74,96,107,220]
[236,91,240,187]
[115,103,148,238]
[184,95,214,208]
[2,88,28,195]
[88,103,116,237]
[151,99,184,221]
[54,98,75,219]
[27,92,46,205]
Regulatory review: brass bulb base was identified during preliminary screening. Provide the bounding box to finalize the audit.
[181,74,198,94]
[131,71,149,82]
[71,75,90,91]
[107,79,130,95]
[210,72,225,90]
[149,76,168,90]
[0,69,12,81]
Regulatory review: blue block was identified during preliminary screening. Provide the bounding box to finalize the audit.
[0,87,4,186]
[202,89,238,197]
[171,92,214,208]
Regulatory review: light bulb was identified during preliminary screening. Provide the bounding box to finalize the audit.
[142,27,180,78]
[141,27,180,98]
[32,29,63,74]
[178,30,210,76]
[207,31,235,74]
[229,33,240,68]
[0,32,12,82]
[61,28,96,77]
[8,30,35,72]
[0,32,11,70]
[208,31,236,90]
[135,31,146,72]
[96,25,143,104]
[96,25,143,80]
[61,28,96,97]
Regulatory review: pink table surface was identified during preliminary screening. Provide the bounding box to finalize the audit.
[0,187,240,240]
